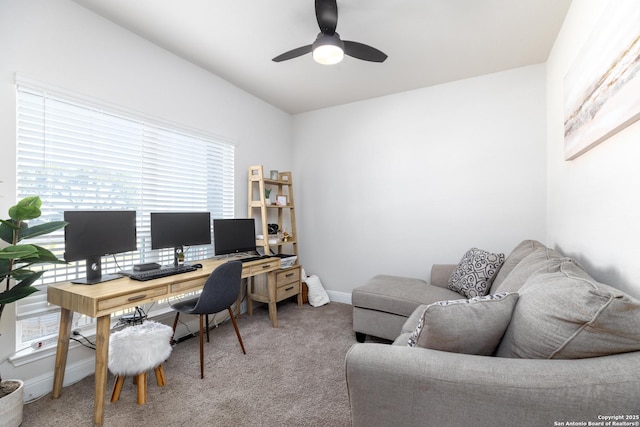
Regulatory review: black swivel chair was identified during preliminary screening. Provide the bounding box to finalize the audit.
[170,261,246,379]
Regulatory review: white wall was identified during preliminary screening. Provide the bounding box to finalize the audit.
[546,0,640,298]
[0,0,292,218]
[292,65,547,295]
[7,0,639,403]
[0,0,291,396]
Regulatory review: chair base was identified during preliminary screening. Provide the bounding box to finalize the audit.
[171,308,246,379]
[110,364,166,405]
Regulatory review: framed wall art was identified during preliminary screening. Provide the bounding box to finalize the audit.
[563,0,640,160]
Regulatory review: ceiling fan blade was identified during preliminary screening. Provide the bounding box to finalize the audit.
[343,41,388,63]
[272,45,313,62]
[315,0,338,34]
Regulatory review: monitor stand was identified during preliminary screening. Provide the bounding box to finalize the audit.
[71,257,121,285]
[174,246,192,268]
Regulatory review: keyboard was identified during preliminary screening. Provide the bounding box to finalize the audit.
[240,255,271,263]
[127,265,198,281]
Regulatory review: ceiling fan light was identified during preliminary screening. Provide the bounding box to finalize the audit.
[312,33,344,65]
[313,44,344,65]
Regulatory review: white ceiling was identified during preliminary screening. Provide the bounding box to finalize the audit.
[72,0,572,115]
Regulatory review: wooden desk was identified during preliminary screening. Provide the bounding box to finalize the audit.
[47,256,280,427]
[247,265,303,326]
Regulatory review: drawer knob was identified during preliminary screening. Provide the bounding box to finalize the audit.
[285,286,294,291]
[262,264,273,269]
[285,273,294,278]
[127,294,147,302]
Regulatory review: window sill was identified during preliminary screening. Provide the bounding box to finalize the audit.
[10,306,178,367]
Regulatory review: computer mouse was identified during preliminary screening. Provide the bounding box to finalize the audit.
[192,263,203,269]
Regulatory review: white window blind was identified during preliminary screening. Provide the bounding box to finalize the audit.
[14,82,234,338]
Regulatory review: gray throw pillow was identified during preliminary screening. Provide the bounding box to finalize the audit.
[448,248,505,298]
[407,292,519,355]
[496,261,640,359]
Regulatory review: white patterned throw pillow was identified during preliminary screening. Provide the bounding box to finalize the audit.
[447,247,505,298]
[407,292,518,355]
[301,268,329,307]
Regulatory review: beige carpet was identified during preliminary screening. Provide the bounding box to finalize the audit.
[22,301,356,427]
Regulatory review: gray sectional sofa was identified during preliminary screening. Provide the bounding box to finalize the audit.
[347,240,640,427]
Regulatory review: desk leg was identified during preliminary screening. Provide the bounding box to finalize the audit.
[267,272,277,328]
[247,276,253,316]
[93,315,111,427]
[52,308,73,399]
[234,278,245,318]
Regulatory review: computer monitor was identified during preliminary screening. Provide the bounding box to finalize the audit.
[213,218,257,256]
[150,212,212,266]
[64,210,137,285]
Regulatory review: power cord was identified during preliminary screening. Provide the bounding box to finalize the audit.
[112,254,123,272]
[69,305,152,351]
[70,330,96,350]
[172,316,195,344]
[113,305,148,328]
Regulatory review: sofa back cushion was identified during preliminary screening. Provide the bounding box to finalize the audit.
[492,246,567,294]
[496,261,640,359]
[408,292,518,355]
[490,239,546,292]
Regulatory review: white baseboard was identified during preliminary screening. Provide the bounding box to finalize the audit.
[23,356,96,403]
[328,290,351,305]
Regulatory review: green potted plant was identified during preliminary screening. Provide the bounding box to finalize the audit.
[0,196,67,426]
[176,248,185,266]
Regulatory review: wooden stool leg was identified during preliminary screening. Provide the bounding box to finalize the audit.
[228,308,246,354]
[136,372,147,405]
[154,365,166,387]
[110,375,125,402]
[143,372,148,404]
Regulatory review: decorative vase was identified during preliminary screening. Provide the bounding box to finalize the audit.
[0,379,24,427]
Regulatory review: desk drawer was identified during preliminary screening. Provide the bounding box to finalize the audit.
[246,261,279,276]
[276,267,300,288]
[98,287,168,311]
[276,281,300,300]
[171,277,206,294]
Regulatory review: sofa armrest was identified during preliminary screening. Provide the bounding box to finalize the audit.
[430,264,456,288]
[345,343,640,427]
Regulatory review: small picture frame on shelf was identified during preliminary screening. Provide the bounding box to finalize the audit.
[270,170,279,180]
[276,195,287,206]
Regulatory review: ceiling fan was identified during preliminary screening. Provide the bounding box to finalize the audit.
[272,0,388,65]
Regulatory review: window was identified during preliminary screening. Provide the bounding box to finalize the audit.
[14,80,235,347]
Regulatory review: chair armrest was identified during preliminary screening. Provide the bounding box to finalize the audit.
[345,343,640,427]
[429,264,456,288]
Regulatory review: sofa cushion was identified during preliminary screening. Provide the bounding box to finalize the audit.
[493,246,567,294]
[490,239,546,292]
[353,275,461,317]
[447,248,505,298]
[407,292,518,355]
[496,261,640,359]
[401,304,429,335]
[393,332,413,346]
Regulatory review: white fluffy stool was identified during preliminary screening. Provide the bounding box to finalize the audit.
[108,320,173,404]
